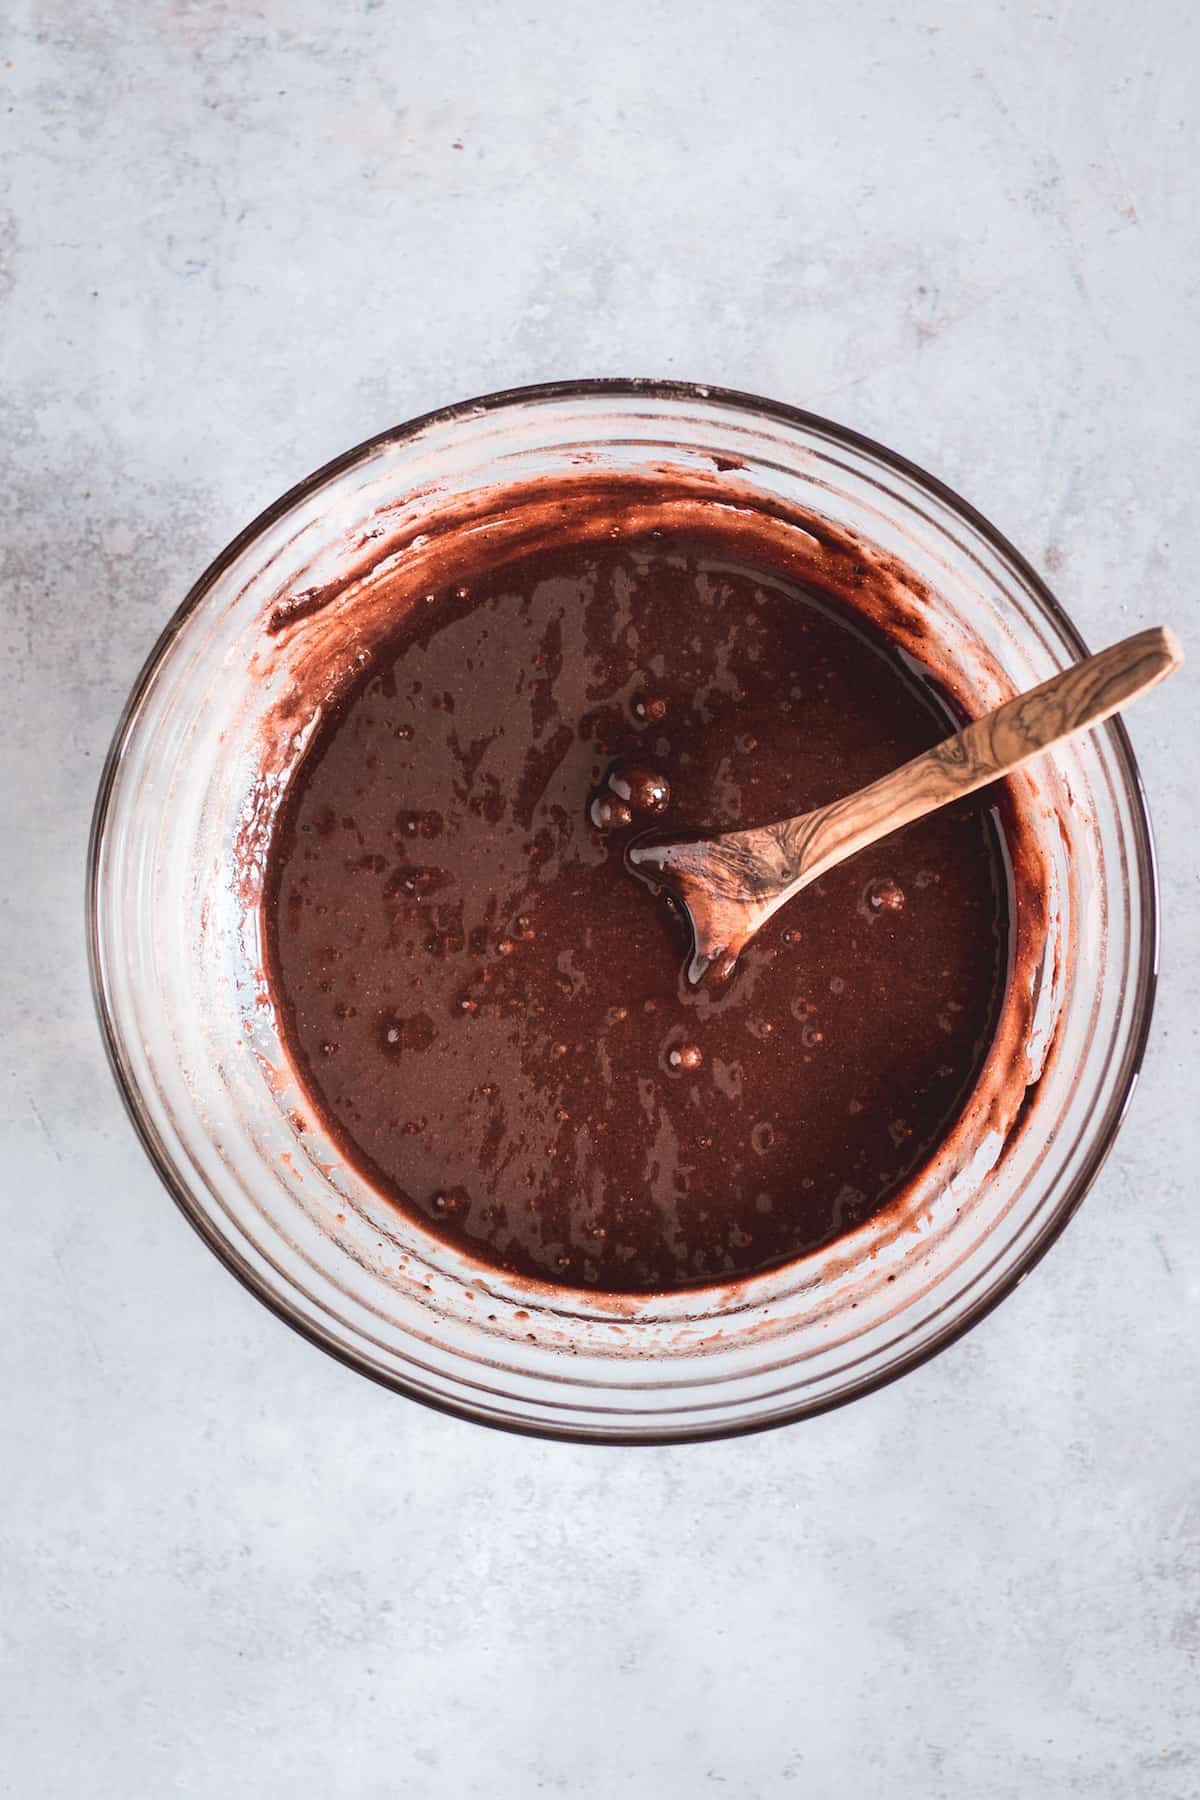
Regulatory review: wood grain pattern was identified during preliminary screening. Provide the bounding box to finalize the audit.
[628,625,1181,984]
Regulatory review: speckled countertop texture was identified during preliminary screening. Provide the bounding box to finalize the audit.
[2,2,1198,1794]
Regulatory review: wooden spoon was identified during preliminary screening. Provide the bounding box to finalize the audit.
[627,624,1181,986]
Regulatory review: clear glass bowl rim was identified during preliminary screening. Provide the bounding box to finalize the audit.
[86,377,1160,1443]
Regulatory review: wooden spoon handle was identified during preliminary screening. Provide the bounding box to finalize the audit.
[791,625,1181,886]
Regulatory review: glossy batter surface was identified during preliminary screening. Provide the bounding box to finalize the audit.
[264,533,1010,1291]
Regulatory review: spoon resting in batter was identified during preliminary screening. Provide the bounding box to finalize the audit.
[629,624,1181,986]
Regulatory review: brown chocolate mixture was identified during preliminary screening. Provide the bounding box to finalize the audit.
[264,530,1011,1292]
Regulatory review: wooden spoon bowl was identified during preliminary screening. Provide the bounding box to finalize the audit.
[628,625,1181,985]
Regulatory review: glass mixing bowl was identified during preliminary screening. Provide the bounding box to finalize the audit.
[88,381,1157,1443]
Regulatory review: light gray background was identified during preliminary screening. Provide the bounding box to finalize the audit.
[3,2,1198,1795]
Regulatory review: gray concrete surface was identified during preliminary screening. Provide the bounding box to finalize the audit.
[3,2,1198,1794]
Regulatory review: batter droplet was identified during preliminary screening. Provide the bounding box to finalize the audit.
[589,792,634,833]
[867,877,906,913]
[605,758,671,817]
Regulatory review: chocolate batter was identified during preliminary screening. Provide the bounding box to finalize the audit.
[264,530,1011,1292]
